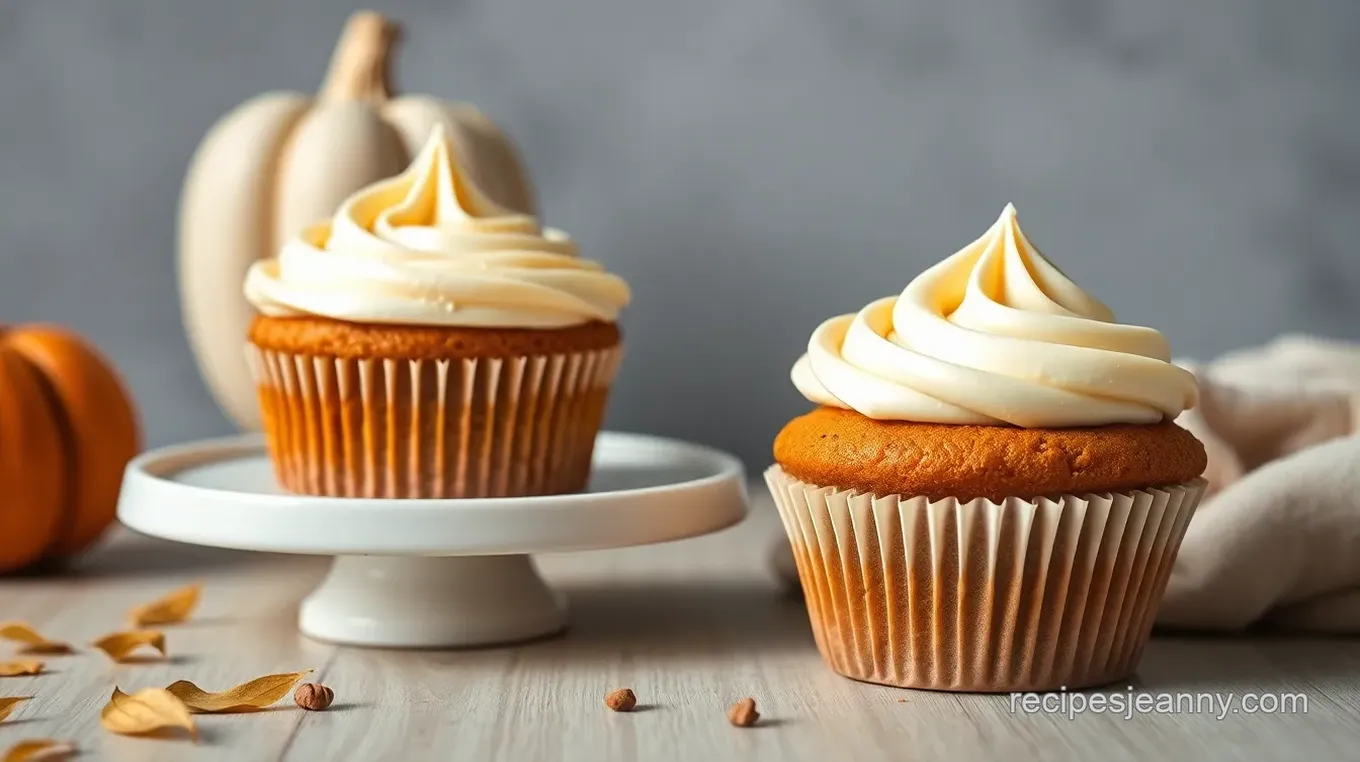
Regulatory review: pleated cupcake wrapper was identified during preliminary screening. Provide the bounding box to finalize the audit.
[766,466,1206,693]
[246,344,622,498]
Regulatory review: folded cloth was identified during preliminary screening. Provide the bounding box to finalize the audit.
[768,334,1360,633]
[1158,334,1360,633]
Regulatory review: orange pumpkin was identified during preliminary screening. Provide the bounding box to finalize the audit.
[0,325,140,572]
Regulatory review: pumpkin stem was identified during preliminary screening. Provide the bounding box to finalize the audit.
[319,10,400,103]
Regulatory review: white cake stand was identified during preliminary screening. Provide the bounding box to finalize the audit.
[116,431,747,648]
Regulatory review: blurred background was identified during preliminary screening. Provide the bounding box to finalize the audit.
[3,0,1359,469]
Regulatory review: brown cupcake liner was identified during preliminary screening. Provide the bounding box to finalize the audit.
[765,465,1205,693]
[246,344,622,498]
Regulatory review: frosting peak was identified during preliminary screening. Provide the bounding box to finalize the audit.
[362,127,546,254]
[245,125,630,329]
[792,205,1197,428]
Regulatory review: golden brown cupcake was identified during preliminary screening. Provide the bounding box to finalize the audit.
[242,125,630,498]
[767,204,1207,692]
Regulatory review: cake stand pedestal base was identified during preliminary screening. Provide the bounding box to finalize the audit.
[299,555,567,648]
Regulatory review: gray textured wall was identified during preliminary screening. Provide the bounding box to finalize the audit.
[3,0,1359,469]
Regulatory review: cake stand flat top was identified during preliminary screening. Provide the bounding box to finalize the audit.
[14,482,1356,761]
[116,431,747,556]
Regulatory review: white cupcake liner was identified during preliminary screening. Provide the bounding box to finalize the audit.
[766,465,1205,692]
[246,344,622,498]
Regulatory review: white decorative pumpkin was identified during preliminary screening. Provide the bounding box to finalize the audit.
[178,10,536,430]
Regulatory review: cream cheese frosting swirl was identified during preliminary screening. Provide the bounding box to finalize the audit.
[791,204,1198,427]
[244,125,630,328]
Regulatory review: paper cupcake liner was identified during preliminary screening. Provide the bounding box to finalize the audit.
[246,344,622,498]
[765,465,1205,693]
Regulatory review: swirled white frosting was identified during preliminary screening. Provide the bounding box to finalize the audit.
[244,125,630,328]
[791,204,1198,427]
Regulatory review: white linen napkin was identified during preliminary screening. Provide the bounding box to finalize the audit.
[1157,334,1360,632]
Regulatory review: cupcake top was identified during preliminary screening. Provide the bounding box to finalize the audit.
[791,204,1198,428]
[244,126,631,329]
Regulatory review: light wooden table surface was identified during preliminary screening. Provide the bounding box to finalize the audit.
[1,482,1357,761]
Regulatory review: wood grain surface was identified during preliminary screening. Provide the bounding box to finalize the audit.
[0,484,1355,761]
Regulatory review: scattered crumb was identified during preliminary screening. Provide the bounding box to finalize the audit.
[605,688,637,712]
[728,697,759,727]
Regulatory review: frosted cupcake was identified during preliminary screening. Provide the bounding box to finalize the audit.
[767,204,1207,692]
[243,126,630,498]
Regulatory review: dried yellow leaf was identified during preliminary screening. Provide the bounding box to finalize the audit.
[0,697,32,722]
[2,739,76,762]
[91,631,166,663]
[0,662,42,678]
[166,670,314,713]
[128,583,202,627]
[0,625,71,655]
[99,687,196,742]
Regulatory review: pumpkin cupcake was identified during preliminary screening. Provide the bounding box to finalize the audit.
[243,125,630,498]
[767,204,1207,692]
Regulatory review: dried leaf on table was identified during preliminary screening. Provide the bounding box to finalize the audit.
[0,662,43,677]
[91,631,166,663]
[99,687,196,741]
[2,739,76,762]
[0,625,71,655]
[128,583,202,627]
[166,670,314,713]
[0,697,32,722]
